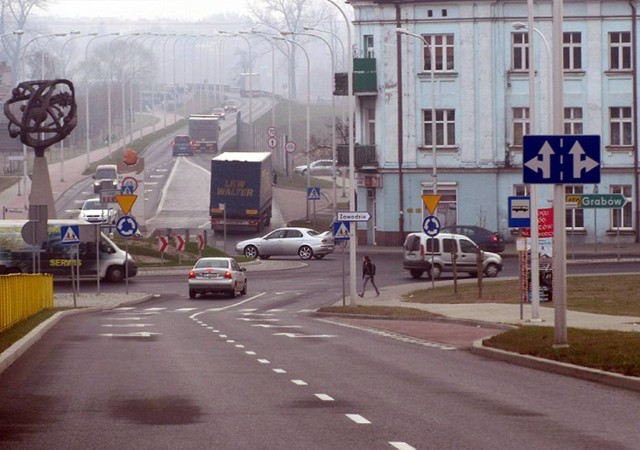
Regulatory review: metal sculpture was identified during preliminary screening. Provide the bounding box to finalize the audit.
[4,79,77,156]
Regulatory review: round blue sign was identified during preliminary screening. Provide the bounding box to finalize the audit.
[422,215,441,237]
[116,215,138,238]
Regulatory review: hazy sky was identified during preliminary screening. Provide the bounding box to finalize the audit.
[43,0,247,20]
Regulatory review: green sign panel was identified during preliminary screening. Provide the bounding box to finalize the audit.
[566,194,628,208]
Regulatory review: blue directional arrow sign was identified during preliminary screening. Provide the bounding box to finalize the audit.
[523,135,600,184]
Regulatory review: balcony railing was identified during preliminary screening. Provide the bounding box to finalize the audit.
[336,144,378,168]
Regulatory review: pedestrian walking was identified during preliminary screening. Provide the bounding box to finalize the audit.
[358,255,380,297]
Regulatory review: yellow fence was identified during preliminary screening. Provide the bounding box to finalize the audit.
[0,274,54,333]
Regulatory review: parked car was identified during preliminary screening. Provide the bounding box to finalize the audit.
[440,225,506,253]
[188,257,247,299]
[78,198,117,225]
[235,227,335,260]
[171,134,194,156]
[211,107,226,120]
[294,159,341,177]
[223,100,238,112]
[92,164,118,194]
[402,232,503,279]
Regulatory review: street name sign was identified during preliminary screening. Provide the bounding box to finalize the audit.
[565,194,628,209]
[337,211,371,222]
[523,135,600,184]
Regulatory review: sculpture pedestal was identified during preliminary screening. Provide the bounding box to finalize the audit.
[29,155,57,219]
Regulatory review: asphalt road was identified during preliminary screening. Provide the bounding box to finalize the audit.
[3,265,640,448]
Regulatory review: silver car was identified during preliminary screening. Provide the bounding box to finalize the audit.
[78,198,117,224]
[294,159,341,176]
[235,227,335,260]
[188,257,247,299]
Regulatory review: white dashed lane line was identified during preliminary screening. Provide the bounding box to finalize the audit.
[389,443,416,450]
[291,379,308,386]
[314,394,334,401]
[346,414,371,424]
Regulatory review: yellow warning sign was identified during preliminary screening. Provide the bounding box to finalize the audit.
[421,195,441,215]
[115,194,137,216]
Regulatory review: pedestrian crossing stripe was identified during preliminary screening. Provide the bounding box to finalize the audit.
[307,187,321,200]
[61,225,80,244]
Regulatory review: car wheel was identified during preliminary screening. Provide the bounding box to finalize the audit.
[189,289,197,299]
[409,269,423,279]
[301,169,307,176]
[484,263,500,278]
[428,265,442,280]
[105,265,124,282]
[229,284,237,298]
[241,280,247,295]
[298,245,313,260]
[243,245,259,259]
[313,254,326,260]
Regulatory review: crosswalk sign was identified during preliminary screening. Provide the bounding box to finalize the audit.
[61,225,80,245]
[307,187,321,200]
[332,221,350,241]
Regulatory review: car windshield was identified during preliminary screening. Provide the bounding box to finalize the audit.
[195,259,229,269]
[95,168,116,179]
[84,200,106,210]
[174,135,190,143]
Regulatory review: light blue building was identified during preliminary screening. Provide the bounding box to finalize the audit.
[340,0,639,248]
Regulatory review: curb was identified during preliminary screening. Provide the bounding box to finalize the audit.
[471,338,640,392]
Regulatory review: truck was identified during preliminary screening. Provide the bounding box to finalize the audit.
[209,152,273,232]
[239,72,261,98]
[188,114,220,153]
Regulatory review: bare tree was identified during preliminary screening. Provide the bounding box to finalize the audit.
[0,0,52,82]
[247,0,332,99]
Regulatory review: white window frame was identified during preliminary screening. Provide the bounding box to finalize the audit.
[564,107,583,135]
[512,32,529,71]
[610,185,633,230]
[565,185,585,230]
[363,35,374,58]
[421,34,455,72]
[563,32,582,70]
[610,106,633,146]
[423,109,456,147]
[512,107,530,147]
[609,31,631,70]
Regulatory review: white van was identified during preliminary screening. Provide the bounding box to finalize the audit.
[0,220,137,282]
[93,164,119,194]
[403,232,503,279]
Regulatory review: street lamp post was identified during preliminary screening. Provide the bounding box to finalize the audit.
[323,0,356,304]
[292,31,338,220]
[220,31,254,148]
[84,33,119,169]
[396,28,437,197]
[274,35,311,221]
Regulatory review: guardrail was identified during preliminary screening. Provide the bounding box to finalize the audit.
[0,274,53,333]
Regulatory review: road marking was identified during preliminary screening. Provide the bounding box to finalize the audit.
[190,293,266,319]
[144,307,166,311]
[102,317,143,321]
[267,308,286,312]
[238,318,279,322]
[251,324,302,329]
[174,308,198,312]
[113,307,136,310]
[257,359,270,364]
[291,379,307,386]
[318,318,457,351]
[245,351,256,355]
[101,324,154,328]
[273,333,336,338]
[315,394,334,401]
[346,414,370,424]
[241,312,275,316]
[390,443,416,450]
[273,368,286,374]
[219,334,228,338]
[235,344,245,348]
[226,339,235,343]
[99,332,161,338]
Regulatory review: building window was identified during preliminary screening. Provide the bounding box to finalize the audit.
[512,32,529,71]
[611,185,633,229]
[363,99,376,145]
[514,184,529,196]
[564,107,583,134]
[563,32,582,70]
[422,184,457,227]
[424,109,456,147]
[421,34,455,71]
[609,31,631,70]
[363,35,374,58]
[512,107,530,146]
[565,185,584,229]
[610,107,633,146]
